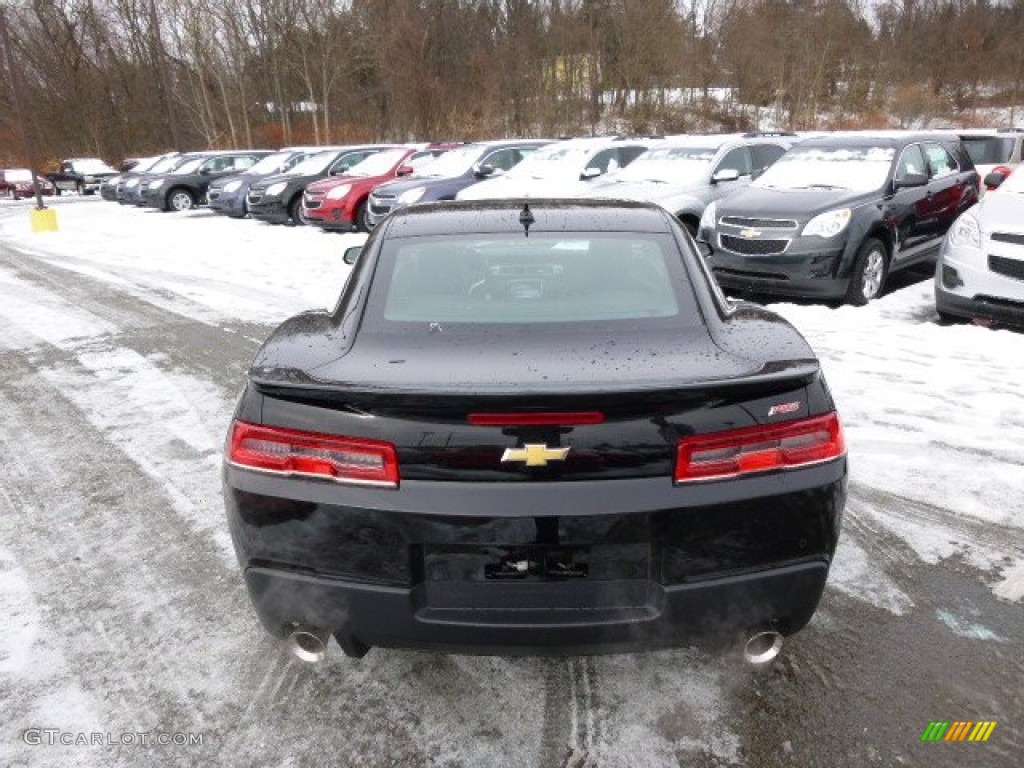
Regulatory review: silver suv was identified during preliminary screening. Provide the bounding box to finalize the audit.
[571,132,801,235]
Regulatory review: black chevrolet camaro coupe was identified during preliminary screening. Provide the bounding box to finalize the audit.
[223,200,847,663]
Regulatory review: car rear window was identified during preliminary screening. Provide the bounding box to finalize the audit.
[368,233,697,326]
[961,136,1014,165]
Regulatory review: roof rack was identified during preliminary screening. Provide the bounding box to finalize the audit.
[742,131,799,138]
[997,127,1024,133]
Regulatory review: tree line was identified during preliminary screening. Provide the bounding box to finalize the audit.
[1,0,1023,167]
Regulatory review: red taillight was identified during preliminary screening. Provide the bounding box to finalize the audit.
[468,412,605,426]
[674,413,844,484]
[228,421,399,488]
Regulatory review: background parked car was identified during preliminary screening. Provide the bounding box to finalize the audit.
[571,132,799,236]
[141,150,273,211]
[120,152,216,207]
[48,158,119,195]
[935,167,1024,327]
[247,145,396,225]
[455,136,654,201]
[366,138,552,227]
[207,147,324,218]
[0,168,56,199]
[303,146,443,232]
[100,154,172,201]
[699,132,980,304]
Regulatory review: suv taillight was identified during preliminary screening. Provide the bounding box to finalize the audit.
[675,413,844,483]
[228,421,399,488]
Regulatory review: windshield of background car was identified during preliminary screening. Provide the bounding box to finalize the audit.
[407,152,440,173]
[502,145,596,179]
[414,145,484,177]
[127,157,157,173]
[287,150,338,176]
[753,145,895,192]
[148,156,181,173]
[613,146,718,183]
[73,160,116,174]
[365,233,701,328]
[6,169,33,182]
[247,151,294,175]
[345,148,408,177]
[961,136,1014,165]
[170,158,204,174]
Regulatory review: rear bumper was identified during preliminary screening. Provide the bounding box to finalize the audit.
[225,460,846,654]
[245,559,829,655]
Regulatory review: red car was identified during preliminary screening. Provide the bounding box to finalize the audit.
[0,169,56,199]
[302,146,428,232]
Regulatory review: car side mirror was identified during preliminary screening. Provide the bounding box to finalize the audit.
[330,166,350,176]
[711,169,740,184]
[473,163,495,178]
[893,172,928,189]
[580,167,602,180]
[199,167,212,175]
[396,164,414,177]
[984,170,1007,189]
[343,246,362,265]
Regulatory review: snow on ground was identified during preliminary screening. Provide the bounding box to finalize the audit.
[772,287,1024,599]
[0,197,366,325]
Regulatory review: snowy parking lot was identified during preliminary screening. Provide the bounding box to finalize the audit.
[0,197,1020,767]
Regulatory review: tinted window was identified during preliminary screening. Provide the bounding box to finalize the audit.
[960,136,1014,165]
[589,148,621,174]
[618,145,648,166]
[483,148,522,172]
[330,151,371,174]
[751,144,787,174]
[896,144,926,178]
[371,234,695,325]
[717,146,752,176]
[924,143,958,178]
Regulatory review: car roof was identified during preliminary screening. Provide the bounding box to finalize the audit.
[384,199,673,237]
[464,139,553,148]
[797,131,960,147]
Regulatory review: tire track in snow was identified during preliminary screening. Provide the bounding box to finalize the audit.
[847,481,1024,602]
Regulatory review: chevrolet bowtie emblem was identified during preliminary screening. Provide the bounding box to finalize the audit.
[739,228,762,238]
[501,444,570,467]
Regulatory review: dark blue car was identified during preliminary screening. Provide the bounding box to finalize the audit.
[207,147,322,218]
[365,139,551,229]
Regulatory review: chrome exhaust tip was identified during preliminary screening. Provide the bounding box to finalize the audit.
[287,626,330,663]
[743,630,783,665]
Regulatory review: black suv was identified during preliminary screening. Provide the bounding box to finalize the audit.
[142,151,274,211]
[699,132,980,304]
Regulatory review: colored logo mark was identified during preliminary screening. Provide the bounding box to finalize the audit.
[921,721,997,742]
